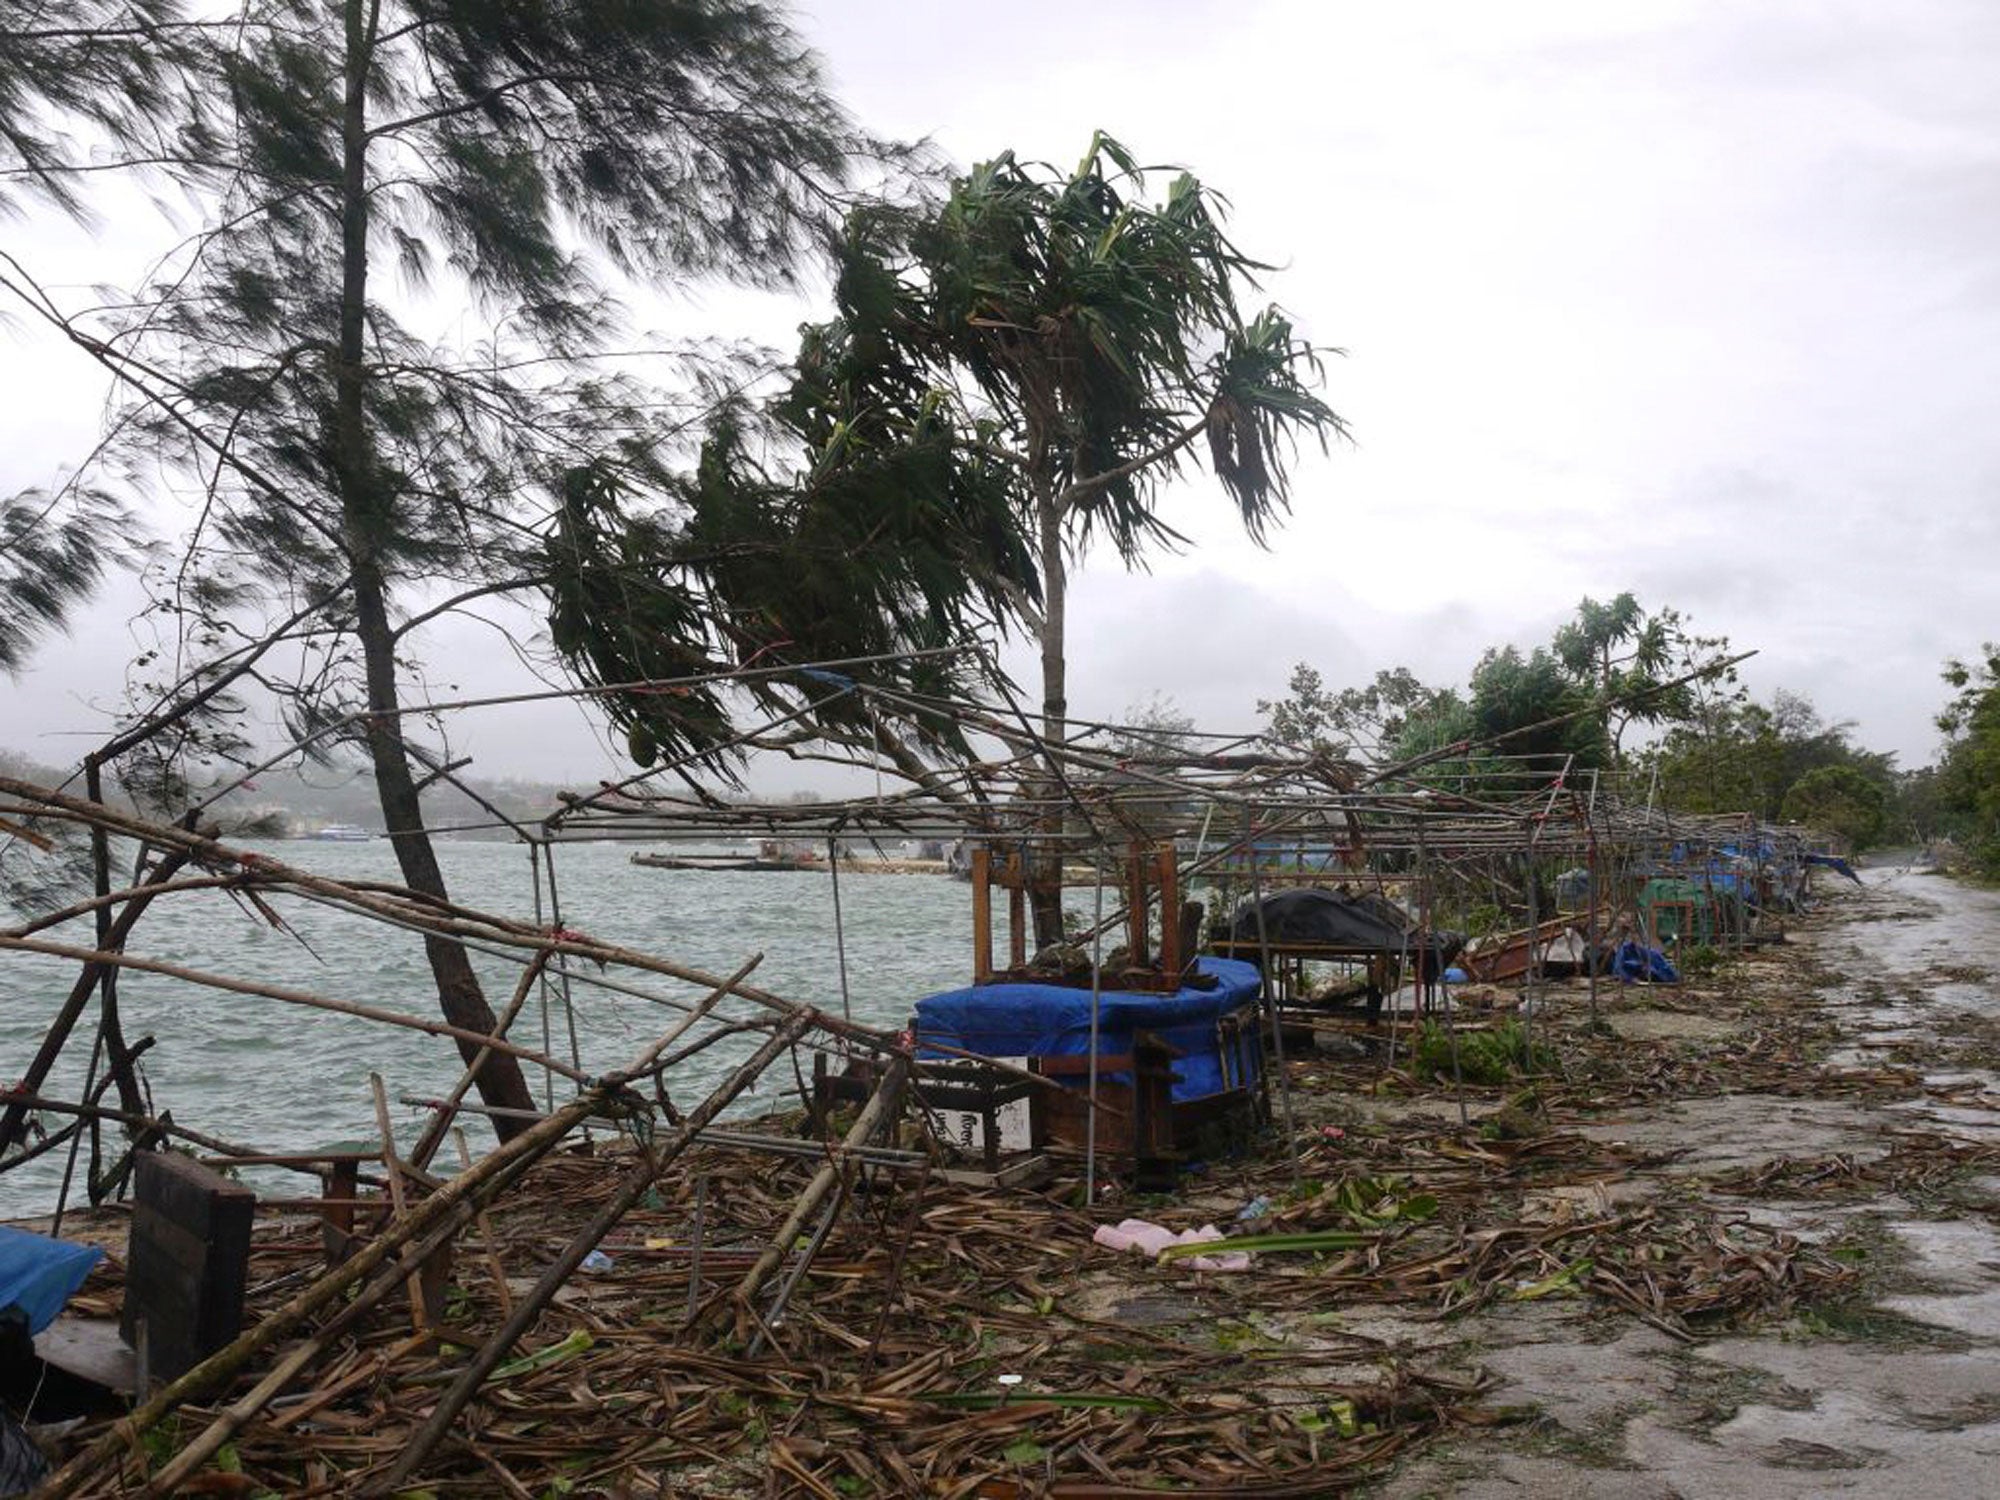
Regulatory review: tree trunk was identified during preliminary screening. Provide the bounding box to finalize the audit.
[1030,492,1067,948]
[338,0,535,1139]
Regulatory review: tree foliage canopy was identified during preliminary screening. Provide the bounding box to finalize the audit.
[1934,643,2000,872]
[796,133,1343,565]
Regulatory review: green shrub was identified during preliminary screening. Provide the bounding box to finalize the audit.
[1679,942,1723,977]
[1411,1019,1552,1085]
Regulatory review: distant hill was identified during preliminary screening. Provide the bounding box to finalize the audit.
[0,746,583,842]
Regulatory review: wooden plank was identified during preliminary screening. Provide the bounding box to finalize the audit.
[35,1315,138,1396]
[121,1151,254,1382]
[938,1153,1052,1190]
[129,1149,252,1237]
[970,846,993,981]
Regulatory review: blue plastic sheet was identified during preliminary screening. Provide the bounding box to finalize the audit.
[0,1225,104,1336]
[1613,941,1680,985]
[915,957,1264,1101]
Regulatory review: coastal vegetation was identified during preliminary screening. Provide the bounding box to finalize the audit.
[1933,643,2000,875]
[0,1,1349,1097]
[1255,590,1971,856]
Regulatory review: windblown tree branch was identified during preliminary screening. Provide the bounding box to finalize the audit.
[5,0,941,1137]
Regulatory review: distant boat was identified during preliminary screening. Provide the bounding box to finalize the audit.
[630,848,822,872]
[307,823,374,842]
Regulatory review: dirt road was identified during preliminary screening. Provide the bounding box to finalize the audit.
[1373,870,2000,1497]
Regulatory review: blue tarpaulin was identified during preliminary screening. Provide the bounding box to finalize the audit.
[1804,852,1862,884]
[0,1225,103,1336]
[915,957,1264,1101]
[1614,941,1680,985]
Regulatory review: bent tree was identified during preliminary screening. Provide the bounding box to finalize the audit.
[771,135,1345,942]
[9,1,893,1135]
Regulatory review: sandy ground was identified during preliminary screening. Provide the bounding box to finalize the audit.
[1365,870,2000,1499]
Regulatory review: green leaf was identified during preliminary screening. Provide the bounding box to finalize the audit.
[1512,1258,1594,1300]
[490,1329,594,1383]
[1156,1230,1375,1262]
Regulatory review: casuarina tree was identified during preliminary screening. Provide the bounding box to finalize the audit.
[0,2,201,670]
[3,1,917,1135]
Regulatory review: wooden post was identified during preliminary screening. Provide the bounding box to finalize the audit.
[322,1159,360,1266]
[1006,853,1027,968]
[1157,843,1182,981]
[121,1152,255,1383]
[1127,840,1150,970]
[971,845,993,981]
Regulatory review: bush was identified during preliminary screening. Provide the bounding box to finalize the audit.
[1412,1019,1552,1085]
[1679,942,1723,977]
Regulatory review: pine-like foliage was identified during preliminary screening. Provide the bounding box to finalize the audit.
[0,1,191,219]
[5,0,974,1130]
[0,2,194,668]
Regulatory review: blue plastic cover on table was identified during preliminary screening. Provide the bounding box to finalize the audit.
[913,956,1264,1101]
[0,1224,104,1336]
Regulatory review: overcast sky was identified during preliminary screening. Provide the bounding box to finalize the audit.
[4,0,1994,783]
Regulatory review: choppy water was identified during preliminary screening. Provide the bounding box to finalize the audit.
[2,841,980,1218]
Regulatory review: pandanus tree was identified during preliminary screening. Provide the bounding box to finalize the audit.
[0,0,947,1135]
[759,135,1345,942]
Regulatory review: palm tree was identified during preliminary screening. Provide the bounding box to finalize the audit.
[789,134,1346,941]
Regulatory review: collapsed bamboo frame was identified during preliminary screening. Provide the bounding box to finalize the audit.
[0,650,1840,1493]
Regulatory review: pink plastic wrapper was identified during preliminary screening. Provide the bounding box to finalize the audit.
[1091,1218,1250,1272]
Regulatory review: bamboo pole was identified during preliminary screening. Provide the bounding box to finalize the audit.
[453,1127,515,1322]
[724,1056,909,1322]
[370,1074,429,1336]
[370,1004,816,1495]
[0,846,193,1153]
[1246,818,1300,1186]
[0,777,904,1057]
[42,960,769,1498]
[0,933,591,1085]
[408,949,551,1171]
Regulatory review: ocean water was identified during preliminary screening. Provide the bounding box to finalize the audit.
[1,840,982,1218]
